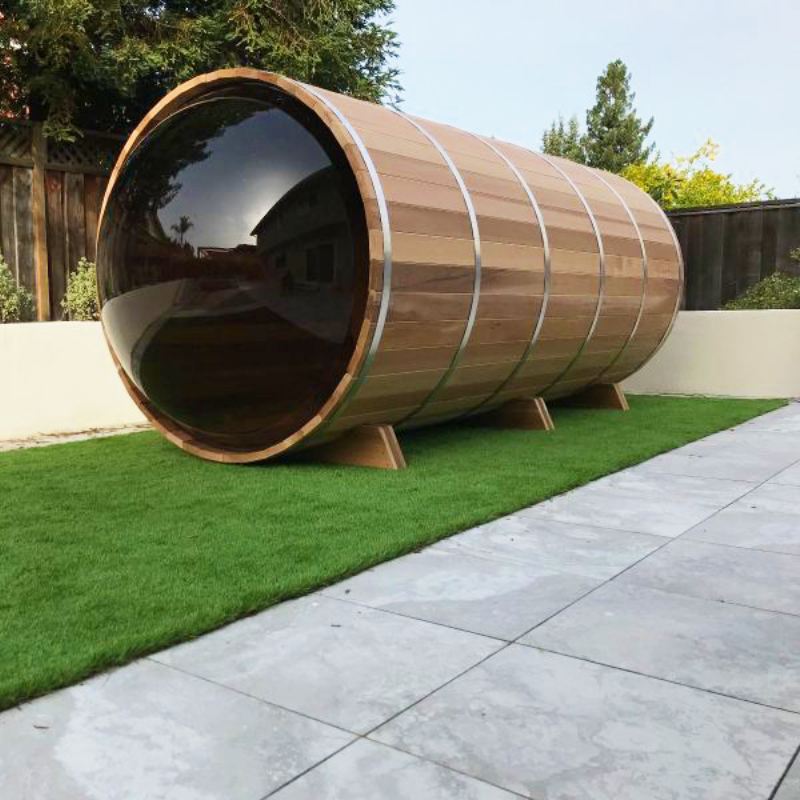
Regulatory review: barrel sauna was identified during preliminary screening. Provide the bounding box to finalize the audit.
[97,69,683,464]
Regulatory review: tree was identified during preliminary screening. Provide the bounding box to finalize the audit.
[622,140,771,210]
[541,116,586,163]
[584,59,654,172]
[171,216,194,246]
[540,59,654,171]
[0,1,400,140]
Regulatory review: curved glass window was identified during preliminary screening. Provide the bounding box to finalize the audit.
[98,87,368,451]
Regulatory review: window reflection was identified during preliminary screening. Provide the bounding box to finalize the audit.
[97,90,368,451]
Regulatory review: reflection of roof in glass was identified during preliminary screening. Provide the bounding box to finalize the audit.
[250,165,336,237]
[157,107,330,251]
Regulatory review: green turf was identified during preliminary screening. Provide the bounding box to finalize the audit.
[0,395,784,710]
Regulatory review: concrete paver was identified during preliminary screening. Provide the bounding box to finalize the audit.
[372,645,800,800]
[522,580,800,711]
[151,594,501,734]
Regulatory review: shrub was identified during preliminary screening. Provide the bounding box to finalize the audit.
[0,252,36,323]
[724,272,800,310]
[61,258,99,321]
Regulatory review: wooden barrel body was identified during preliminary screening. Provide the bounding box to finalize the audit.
[97,69,682,463]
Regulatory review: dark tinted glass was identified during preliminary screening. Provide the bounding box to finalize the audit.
[98,88,368,451]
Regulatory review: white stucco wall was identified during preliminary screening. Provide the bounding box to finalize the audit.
[1,311,798,442]
[623,310,800,399]
[0,322,146,440]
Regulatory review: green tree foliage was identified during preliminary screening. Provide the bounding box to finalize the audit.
[622,140,771,210]
[0,252,35,323]
[541,115,586,163]
[583,59,654,172]
[61,257,99,321]
[540,60,653,171]
[1,0,400,140]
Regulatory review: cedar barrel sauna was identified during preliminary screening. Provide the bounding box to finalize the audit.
[97,69,683,468]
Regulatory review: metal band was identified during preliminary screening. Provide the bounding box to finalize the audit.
[590,170,648,381]
[463,134,551,416]
[535,153,606,395]
[301,84,393,427]
[392,110,482,425]
[625,191,685,373]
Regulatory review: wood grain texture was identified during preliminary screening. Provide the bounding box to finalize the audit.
[44,171,66,317]
[30,125,50,319]
[305,424,407,470]
[473,396,554,431]
[560,382,629,411]
[13,167,35,297]
[98,69,682,464]
[0,165,16,274]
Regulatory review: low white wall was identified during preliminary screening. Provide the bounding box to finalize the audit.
[623,310,800,399]
[0,322,146,440]
[1,312,797,441]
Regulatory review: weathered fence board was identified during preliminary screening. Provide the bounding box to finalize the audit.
[669,199,800,309]
[14,167,35,295]
[45,171,66,316]
[0,164,36,297]
[84,175,103,263]
[0,120,121,319]
[0,166,16,276]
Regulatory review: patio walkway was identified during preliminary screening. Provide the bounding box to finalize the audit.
[2,403,800,799]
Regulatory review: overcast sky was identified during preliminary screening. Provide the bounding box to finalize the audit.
[389,0,800,199]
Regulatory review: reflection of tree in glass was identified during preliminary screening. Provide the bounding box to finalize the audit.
[170,215,194,246]
[122,100,257,229]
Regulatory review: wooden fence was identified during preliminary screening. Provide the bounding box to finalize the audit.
[668,198,800,310]
[0,120,122,320]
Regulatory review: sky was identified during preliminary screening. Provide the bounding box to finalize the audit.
[387,0,800,199]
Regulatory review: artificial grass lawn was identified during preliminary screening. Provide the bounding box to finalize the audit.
[0,395,784,710]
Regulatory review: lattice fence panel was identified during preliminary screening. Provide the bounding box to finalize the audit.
[0,122,32,164]
[47,133,122,174]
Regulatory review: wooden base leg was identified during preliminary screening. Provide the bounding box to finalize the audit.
[562,382,629,411]
[474,396,555,431]
[306,424,407,470]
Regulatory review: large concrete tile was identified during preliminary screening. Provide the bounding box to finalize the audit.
[683,482,800,555]
[152,595,500,734]
[272,738,518,799]
[0,659,352,800]
[772,460,800,487]
[736,403,800,433]
[372,646,800,800]
[523,470,754,537]
[635,429,800,482]
[774,752,800,800]
[616,539,800,616]
[433,516,667,581]
[523,582,800,711]
[324,548,599,640]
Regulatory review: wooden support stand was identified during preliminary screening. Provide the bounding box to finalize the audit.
[475,396,555,431]
[562,382,629,411]
[307,424,407,470]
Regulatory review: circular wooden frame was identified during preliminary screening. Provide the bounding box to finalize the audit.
[99,69,388,463]
[99,69,684,464]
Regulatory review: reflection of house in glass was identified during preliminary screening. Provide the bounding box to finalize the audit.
[251,167,353,295]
